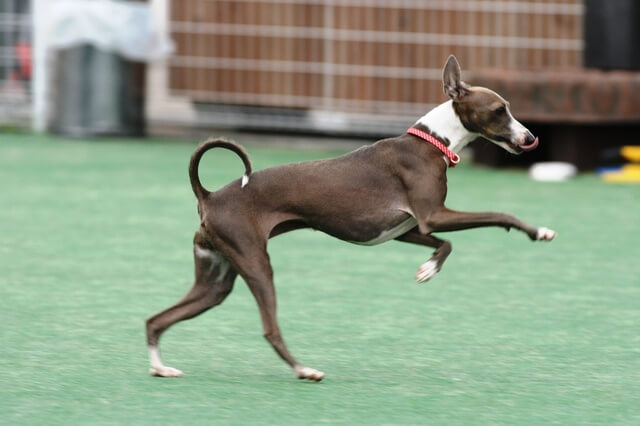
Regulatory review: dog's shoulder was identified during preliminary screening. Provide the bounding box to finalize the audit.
[366,134,448,182]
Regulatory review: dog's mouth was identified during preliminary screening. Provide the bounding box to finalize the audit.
[520,137,539,151]
[507,137,539,154]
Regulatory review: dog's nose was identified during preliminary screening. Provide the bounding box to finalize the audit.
[524,133,536,144]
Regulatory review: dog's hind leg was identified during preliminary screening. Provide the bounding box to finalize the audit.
[145,232,237,377]
[228,241,325,382]
[396,228,452,283]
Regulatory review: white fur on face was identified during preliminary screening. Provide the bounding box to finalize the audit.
[483,108,532,154]
[507,109,530,145]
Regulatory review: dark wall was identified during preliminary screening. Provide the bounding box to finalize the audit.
[584,0,640,70]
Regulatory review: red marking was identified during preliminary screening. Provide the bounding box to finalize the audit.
[407,127,460,167]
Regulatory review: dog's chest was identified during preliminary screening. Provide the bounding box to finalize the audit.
[351,215,417,246]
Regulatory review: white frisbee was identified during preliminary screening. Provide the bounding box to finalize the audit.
[529,162,577,182]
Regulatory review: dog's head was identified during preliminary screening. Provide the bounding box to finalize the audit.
[442,55,538,154]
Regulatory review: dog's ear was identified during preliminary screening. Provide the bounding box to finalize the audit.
[443,55,469,101]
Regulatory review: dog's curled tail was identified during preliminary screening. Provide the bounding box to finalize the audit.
[189,138,253,200]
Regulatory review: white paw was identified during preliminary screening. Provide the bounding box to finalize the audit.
[415,259,439,283]
[150,365,184,377]
[295,366,325,382]
[536,227,557,241]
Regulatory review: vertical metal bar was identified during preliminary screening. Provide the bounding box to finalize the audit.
[272,0,280,103]
[338,3,345,110]
[322,2,333,110]
[559,10,573,68]
[366,2,374,109]
[560,11,568,68]
[196,0,203,95]
[25,0,32,95]
[534,5,542,68]
[208,0,215,98]
[467,6,476,69]
[249,0,256,97]
[428,2,437,101]
[416,4,425,107]
[259,1,267,101]
[7,0,15,90]
[575,2,583,68]
[379,4,387,109]
[454,5,462,64]
[508,9,516,69]
[443,3,449,67]
[520,9,528,69]
[234,0,241,96]
[482,6,489,66]
[0,0,5,85]
[225,0,233,98]
[284,1,292,99]
[33,0,49,131]
[495,7,503,66]
[183,0,191,96]
[32,0,41,130]
[344,3,350,108]
[548,4,555,68]
[0,0,5,84]
[297,1,304,101]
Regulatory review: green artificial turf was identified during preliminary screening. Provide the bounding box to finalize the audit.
[1,132,639,425]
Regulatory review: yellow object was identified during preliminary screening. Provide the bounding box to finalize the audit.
[620,146,640,163]
[602,164,640,183]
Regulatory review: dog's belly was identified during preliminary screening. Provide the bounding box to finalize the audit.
[307,209,417,246]
[350,215,417,246]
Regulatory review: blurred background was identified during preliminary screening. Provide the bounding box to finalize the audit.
[1,0,639,172]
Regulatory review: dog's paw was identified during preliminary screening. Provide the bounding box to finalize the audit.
[416,259,439,283]
[295,366,325,382]
[150,365,184,378]
[536,227,557,241]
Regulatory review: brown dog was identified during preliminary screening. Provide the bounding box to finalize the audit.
[146,55,556,381]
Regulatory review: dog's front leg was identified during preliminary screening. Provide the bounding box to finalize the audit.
[396,229,452,283]
[426,207,556,241]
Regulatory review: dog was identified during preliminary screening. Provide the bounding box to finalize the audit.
[145,55,556,381]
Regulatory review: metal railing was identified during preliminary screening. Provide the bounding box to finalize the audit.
[0,0,31,127]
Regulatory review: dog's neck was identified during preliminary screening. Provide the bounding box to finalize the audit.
[415,100,477,155]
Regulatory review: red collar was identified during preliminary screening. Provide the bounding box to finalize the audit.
[407,127,460,167]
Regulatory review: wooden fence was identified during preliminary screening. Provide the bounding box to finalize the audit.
[161,0,583,130]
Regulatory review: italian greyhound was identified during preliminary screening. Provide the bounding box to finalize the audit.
[145,55,556,381]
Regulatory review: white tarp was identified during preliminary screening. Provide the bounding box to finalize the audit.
[46,0,174,61]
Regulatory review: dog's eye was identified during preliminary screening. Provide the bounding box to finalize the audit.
[494,106,506,115]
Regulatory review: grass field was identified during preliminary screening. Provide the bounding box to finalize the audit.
[1,132,639,425]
